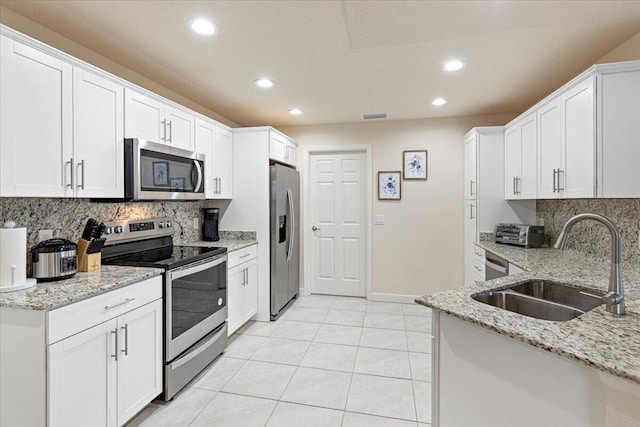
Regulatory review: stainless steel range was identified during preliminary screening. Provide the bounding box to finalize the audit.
[101,217,227,400]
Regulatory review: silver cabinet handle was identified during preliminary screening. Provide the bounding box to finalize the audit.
[161,120,167,141]
[244,268,248,286]
[557,169,564,191]
[470,203,474,219]
[77,160,85,190]
[312,225,320,231]
[105,297,135,311]
[65,158,74,189]
[552,169,557,193]
[121,324,128,356]
[514,177,521,195]
[474,266,482,271]
[239,253,252,259]
[513,177,516,195]
[470,180,475,197]
[218,177,222,194]
[167,120,172,142]
[111,329,118,361]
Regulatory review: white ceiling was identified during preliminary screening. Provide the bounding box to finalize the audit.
[1,1,639,127]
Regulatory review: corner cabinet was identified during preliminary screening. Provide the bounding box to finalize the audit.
[506,60,640,200]
[227,244,258,336]
[270,131,298,167]
[124,88,195,151]
[195,118,233,199]
[0,276,163,427]
[463,128,535,287]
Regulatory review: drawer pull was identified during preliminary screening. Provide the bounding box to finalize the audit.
[239,253,252,259]
[105,297,135,311]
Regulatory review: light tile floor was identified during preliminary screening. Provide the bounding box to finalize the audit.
[127,295,433,427]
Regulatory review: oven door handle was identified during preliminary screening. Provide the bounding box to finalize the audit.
[169,324,227,370]
[170,254,227,280]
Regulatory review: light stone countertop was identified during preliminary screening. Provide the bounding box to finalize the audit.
[0,266,163,311]
[188,230,258,252]
[417,242,640,384]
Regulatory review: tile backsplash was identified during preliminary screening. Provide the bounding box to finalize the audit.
[0,198,206,251]
[537,199,640,266]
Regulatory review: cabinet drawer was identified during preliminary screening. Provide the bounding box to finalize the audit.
[47,275,162,344]
[227,245,257,269]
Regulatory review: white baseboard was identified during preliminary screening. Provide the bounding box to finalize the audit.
[368,292,421,304]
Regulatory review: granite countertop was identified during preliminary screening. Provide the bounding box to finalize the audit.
[417,243,640,384]
[0,266,163,311]
[189,230,257,252]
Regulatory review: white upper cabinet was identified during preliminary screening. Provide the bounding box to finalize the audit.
[507,60,639,200]
[537,98,562,198]
[124,88,195,151]
[561,76,595,198]
[269,130,297,167]
[195,118,233,199]
[0,35,73,197]
[464,134,477,200]
[598,68,640,198]
[504,114,536,200]
[73,68,124,198]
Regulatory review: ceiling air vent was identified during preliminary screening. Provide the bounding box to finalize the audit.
[362,113,388,120]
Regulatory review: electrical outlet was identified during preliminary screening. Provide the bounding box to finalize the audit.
[193,217,199,230]
[539,218,545,226]
[38,229,53,242]
[375,215,385,225]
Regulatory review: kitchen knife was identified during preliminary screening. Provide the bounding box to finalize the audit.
[92,222,106,239]
[86,238,106,254]
[81,218,97,241]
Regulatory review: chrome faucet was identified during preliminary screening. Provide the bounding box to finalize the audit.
[554,213,625,315]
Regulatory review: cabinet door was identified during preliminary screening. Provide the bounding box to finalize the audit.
[165,105,195,151]
[463,201,477,287]
[215,127,233,198]
[227,264,244,336]
[0,36,73,197]
[124,88,163,142]
[562,76,595,198]
[73,68,124,198]
[117,299,162,426]
[285,142,297,166]
[519,114,537,199]
[269,133,286,163]
[242,259,258,321]
[48,319,117,427]
[464,134,477,200]
[537,99,562,199]
[195,118,217,198]
[504,125,521,200]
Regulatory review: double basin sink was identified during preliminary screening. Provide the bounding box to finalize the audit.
[472,280,604,321]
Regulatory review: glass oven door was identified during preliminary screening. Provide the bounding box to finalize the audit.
[166,254,227,361]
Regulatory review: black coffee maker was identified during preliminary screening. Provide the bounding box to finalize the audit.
[202,208,220,241]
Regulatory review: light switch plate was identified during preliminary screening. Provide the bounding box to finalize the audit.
[193,217,199,230]
[375,215,384,225]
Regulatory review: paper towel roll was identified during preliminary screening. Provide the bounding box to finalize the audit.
[0,221,28,287]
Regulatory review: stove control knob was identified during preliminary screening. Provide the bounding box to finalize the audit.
[114,226,123,234]
[158,222,165,228]
[104,227,113,235]
[166,221,173,228]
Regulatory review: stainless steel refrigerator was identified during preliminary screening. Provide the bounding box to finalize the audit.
[270,164,300,320]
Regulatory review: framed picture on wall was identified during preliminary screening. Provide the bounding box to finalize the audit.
[403,150,428,180]
[378,171,401,200]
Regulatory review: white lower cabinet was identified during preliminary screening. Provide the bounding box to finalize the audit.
[227,245,258,336]
[0,276,162,427]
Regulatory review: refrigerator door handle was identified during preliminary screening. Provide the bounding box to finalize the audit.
[287,188,294,262]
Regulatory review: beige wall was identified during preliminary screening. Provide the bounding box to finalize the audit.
[596,31,640,63]
[0,5,239,128]
[281,114,515,298]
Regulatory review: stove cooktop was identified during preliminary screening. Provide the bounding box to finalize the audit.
[103,245,227,270]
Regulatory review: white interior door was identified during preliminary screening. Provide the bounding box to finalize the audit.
[310,152,366,297]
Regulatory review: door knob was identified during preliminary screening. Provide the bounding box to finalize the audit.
[312,226,320,231]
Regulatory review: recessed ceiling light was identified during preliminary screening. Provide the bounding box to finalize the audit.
[255,78,275,88]
[443,59,465,72]
[432,97,448,106]
[189,18,216,36]
[288,108,303,115]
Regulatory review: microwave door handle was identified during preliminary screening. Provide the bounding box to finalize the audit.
[193,160,203,192]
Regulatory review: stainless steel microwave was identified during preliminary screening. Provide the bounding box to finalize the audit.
[123,139,205,201]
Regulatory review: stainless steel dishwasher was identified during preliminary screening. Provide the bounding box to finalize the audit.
[485,252,509,280]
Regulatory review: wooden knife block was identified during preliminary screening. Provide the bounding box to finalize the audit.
[77,239,101,272]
